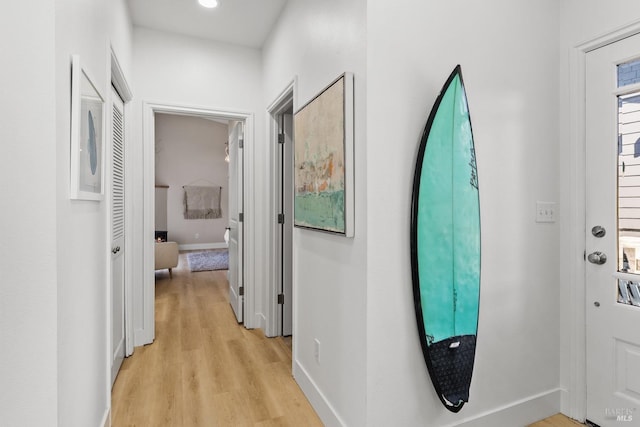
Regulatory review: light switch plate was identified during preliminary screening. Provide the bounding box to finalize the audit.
[536,201,556,223]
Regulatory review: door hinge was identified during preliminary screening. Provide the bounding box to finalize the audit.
[278,213,285,224]
[239,139,244,149]
[277,293,284,304]
[278,134,285,144]
[239,286,244,296]
[239,212,244,222]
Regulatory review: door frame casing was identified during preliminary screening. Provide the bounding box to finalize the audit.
[266,78,297,338]
[140,102,255,345]
[567,20,640,421]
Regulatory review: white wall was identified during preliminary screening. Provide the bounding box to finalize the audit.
[155,187,168,231]
[155,114,229,245]
[367,1,562,425]
[0,2,58,425]
[2,2,131,425]
[109,0,134,77]
[262,1,367,425]
[132,27,263,341]
[557,1,640,418]
[55,0,133,425]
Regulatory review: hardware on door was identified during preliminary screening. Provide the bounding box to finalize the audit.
[591,225,606,238]
[587,251,607,265]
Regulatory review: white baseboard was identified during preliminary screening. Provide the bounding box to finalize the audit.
[442,388,561,427]
[133,327,152,347]
[100,408,110,427]
[179,242,228,251]
[560,388,584,423]
[293,360,345,427]
[292,362,558,427]
[255,312,267,331]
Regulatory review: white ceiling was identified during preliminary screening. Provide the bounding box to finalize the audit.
[126,0,288,48]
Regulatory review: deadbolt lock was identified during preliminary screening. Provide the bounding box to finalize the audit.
[591,225,606,238]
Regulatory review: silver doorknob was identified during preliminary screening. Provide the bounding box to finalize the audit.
[587,251,607,265]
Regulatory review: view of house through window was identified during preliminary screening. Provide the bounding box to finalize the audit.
[616,59,640,306]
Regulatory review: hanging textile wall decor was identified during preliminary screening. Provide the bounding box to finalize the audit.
[183,185,222,219]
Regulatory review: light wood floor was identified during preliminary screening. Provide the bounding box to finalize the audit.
[111,253,322,426]
[112,255,582,427]
[528,414,585,426]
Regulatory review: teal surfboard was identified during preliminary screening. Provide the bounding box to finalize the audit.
[410,65,480,412]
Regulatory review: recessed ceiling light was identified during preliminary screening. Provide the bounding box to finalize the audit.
[198,0,218,8]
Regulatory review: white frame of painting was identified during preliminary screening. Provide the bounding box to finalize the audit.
[70,55,105,201]
[293,72,355,237]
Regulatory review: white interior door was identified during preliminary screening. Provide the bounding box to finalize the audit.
[111,87,126,385]
[277,111,294,336]
[586,33,640,426]
[228,121,244,323]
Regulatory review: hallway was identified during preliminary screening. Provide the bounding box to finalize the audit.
[111,253,322,426]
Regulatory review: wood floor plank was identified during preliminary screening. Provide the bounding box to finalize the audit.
[111,253,322,427]
[528,413,585,426]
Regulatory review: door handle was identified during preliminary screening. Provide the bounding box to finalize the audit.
[587,251,607,265]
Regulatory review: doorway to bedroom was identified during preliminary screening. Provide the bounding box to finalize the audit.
[141,103,251,346]
[153,111,245,326]
[153,113,230,252]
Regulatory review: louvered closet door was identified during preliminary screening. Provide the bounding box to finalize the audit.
[111,87,125,386]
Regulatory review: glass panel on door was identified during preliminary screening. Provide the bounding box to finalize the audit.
[617,86,640,307]
[617,58,640,87]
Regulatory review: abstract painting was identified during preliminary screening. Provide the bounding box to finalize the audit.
[294,73,354,236]
[70,55,104,201]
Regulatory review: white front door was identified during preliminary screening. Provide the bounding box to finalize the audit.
[111,87,126,385]
[586,33,640,426]
[228,121,244,323]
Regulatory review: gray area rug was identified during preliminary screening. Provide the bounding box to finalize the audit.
[187,250,229,272]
